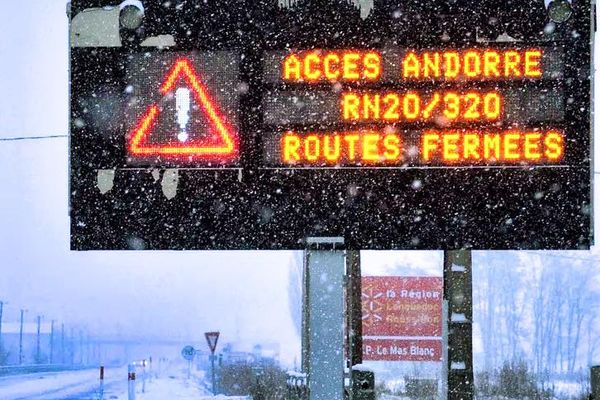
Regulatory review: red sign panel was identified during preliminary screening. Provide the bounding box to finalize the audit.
[361,276,442,337]
[363,338,442,362]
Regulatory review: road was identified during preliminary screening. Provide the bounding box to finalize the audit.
[0,364,247,400]
[0,367,127,400]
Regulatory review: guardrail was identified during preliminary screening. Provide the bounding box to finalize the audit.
[0,364,91,377]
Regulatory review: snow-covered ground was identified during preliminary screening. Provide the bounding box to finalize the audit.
[0,367,127,400]
[0,365,251,400]
[111,374,250,400]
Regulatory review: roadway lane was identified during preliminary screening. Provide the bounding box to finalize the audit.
[95,370,251,400]
[0,363,251,400]
[0,366,127,400]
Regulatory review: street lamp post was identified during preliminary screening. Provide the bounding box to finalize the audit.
[0,301,4,352]
[50,320,55,364]
[36,315,42,364]
[18,309,26,365]
[61,323,65,364]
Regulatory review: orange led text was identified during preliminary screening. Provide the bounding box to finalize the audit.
[342,91,502,122]
[281,131,402,164]
[402,49,543,80]
[421,130,563,163]
[283,51,382,82]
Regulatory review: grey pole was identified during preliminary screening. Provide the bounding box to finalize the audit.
[86,334,91,365]
[79,330,84,365]
[346,250,362,400]
[50,320,55,364]
[213,351,217,396]
[36,316,41,364]
[71,328,76,365]
[18,309,25,365]
[305,237,345,400]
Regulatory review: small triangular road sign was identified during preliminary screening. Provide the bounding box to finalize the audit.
[205,331,220,354]
[128,58,238,161]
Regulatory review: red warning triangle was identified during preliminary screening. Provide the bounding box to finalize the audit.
[205,331,220,353]
[128,58,238,160]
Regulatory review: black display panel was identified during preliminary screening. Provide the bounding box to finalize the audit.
[70,0,593,250]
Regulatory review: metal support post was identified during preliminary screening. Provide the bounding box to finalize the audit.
[346,250,363,367]
[304,237,346,400]
[211,355,216,394]
[443,250,474,400]
[346,250,363,400]
[591,366,599,400]
[301,251,310,374]
[440,300,449,400]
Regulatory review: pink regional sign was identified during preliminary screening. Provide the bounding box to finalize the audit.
[362,276,443,337]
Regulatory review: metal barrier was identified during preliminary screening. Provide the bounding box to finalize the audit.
[0,364,90,377]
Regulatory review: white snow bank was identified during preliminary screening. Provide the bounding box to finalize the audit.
[0,366,126,400]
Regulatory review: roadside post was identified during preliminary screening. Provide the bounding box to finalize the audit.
[142,359,146,393]
[205,331,220,395]
[99,365,104,400]
[127,364,136,400]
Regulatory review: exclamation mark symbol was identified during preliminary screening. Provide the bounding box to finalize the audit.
[176,88,191,142]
